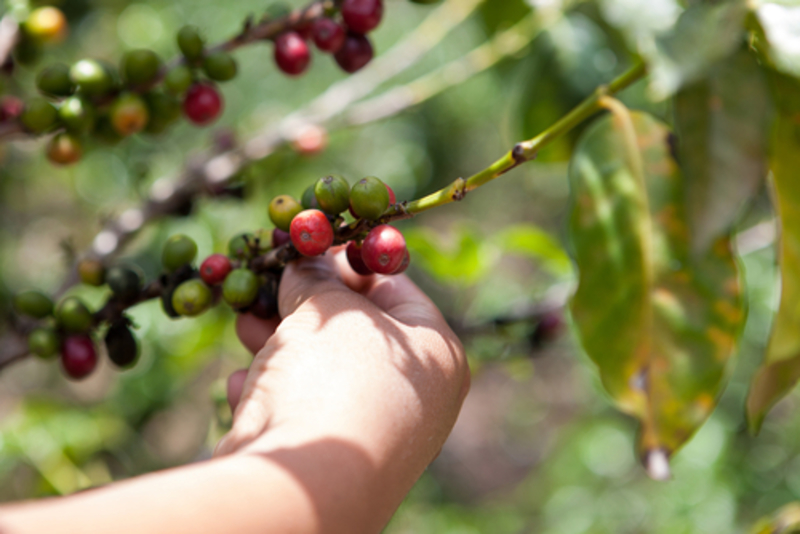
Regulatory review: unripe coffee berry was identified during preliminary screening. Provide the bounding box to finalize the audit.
[269,195,303,232]
[177,26,206,62]
[29,327,60,359]
[59,96,95,134]
[105,322,139,368]
[56,297,94,333]
[24,7,67,44]
[78,259,106,286]
[346,241,373,276]
[200,254,232,285]
[144,92,181,134]
[222,269,260,309]
[183,82,222,125]
[122,49,162,85]
[110,93,149,136]
[272,228,291,248]
[13,290,53,318]
[312,19,346,53]
[274,32,311,76]
[46,133,83,165]
[106,266,142,302]
[301,185,320,210]
[334,33,374,73]
[361,224,407,274]
[290,209,334,256]
[162,234,198,272]
[21,98,57,133]
[36,63,74,97]
[164,65,193,95]
[203,51,237,82]
[228,233,255,260]
[61,335,98,380]
[70,59,113,97]
[341,0,384,34]
[314,174,350,215]
[350,176,389,220]
[172,279,213,317]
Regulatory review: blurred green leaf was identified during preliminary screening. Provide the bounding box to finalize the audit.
[569,110,743,472]
[674,50,771,254]
[479,0,529,36]
[404,226,493,286]
[747,73,800,433]
[597,0,683,54]
[496,224,572,276]
[755,1,800,78]
[751,502,800,534]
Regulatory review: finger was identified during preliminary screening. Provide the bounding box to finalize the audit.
[364,273,446,327]
[331,247,375,294]
[235,314,281,355]
[278,254,348,317]
[226,369,249,413]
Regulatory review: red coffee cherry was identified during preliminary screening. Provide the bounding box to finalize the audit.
[183,82,223,125]
[392,249,410,274]
[334,33,374,73]
[341,0,384,34]
[290,209,334,256]
[274,32,311,76]
[346,241,373,276]
[312,18,346,53]
[61,335,98,380]
[361,224,406,274]
[386,184,396,204]
[200,253,233,285]
[272,228,291,248]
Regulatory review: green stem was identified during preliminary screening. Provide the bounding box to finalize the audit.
[391,61,647,217]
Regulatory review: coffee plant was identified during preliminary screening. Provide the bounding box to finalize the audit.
[2,0,800,530]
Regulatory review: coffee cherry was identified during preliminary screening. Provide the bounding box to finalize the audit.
[350,176,389,220]
[78,259,105,286]
[222,268,259,309]
[247,281,279,320]
[29,327,59,359]
[177,26,206,62]
[172,279,212,317]
[70,59,113,97]
[269,195,303,232]
[0,96,24,122]
[292,124,328,156]
[164,65,193,95]
[59,96,95,134]
[56,297,93,333]
[162,234,198,272]
[314,174,350,215]
[290,209,334,256]
[109,93,149,136]
[346,241,373,276]
[272,228,291,248]
[312,19,346,53]
[93,116,124,145]
[274,32,311,76]
[13,290,53,318]
[46,133,82,165]
[105,322,139,368]
[61,335,98,380]
[228,233,255,260]
[144,92,181,134]
[203,51,237,82]
[301,184,319,209]
[122,49,162,85]
[386,184,396,204]
[361,225,406,274]
[21,98,57,133]
[341,0,384,34]
[106,265,142,302]
[253,228,274,254]
[200,254,232,285]
[24,7,67,44]
[183,82,222,125]
[334,33,374,73]
[36,63,74,97]
[392,249,410,274]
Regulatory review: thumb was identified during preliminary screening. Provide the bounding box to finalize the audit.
[278,253,347,318]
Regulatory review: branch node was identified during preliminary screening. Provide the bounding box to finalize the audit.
[511,143,528,163]
[451,178,468,201]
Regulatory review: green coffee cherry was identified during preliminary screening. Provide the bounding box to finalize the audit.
[59,96,95,134]
[164,65,193,95]
[36,63,74,97]
[228,233,254,260]
[106,266,142,302]
[78,259,105,286]
[105,322,139,368]
[21,98,57,133]
[28,327,60,359]
[121,49,162,85]
[144,92,181,134]
[222,269,259,309]
[203,51,237,82]
[301,184,319,209]
[70,59,113,96]
[162,234,198,272]
[171,279,212,317]
[314,174,350,215]
[350,176,390,220]
[23,6,67,44]
[253,228,273,254]
[13,290,54,318]
[268,195,303,232]
[93,116,124,145]
[177,26,205,62]
[56,297,93,333]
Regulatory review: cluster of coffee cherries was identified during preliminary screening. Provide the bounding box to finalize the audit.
[11,6,69,67]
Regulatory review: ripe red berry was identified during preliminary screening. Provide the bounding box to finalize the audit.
[290,209,334,256]
[272,228,291,248]
[312,18,346,53]
[341,0,384,34]
[274,32,311,76]
[386,184,396,204]
[0,96,23,121]
[61,335,98,380]
[334,33,374,73]
[346,241,373,276]
[361,224,406,274]
[200,253,233,285]
[183,82,223,125]
[393,249,410,274]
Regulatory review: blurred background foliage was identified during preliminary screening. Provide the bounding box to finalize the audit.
[0,0,795,532]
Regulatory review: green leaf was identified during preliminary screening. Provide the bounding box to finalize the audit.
[479,0,529,36]
[751,502,800,534]
[569,110,744,476]
[674,50,771,254]
[496,224,572,276]
[746,73,800,433]
[755,1,800,78]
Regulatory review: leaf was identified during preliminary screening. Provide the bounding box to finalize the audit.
[403,226,493,286]
[674,50,771,254]
[756,1,800,78]
[746,73,800,433]
[568,110,744,476]
[479,0,530,36]
[496,224,572,276]
[751,502,800,534]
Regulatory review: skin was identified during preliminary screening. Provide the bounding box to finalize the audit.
[0,248,470,534]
